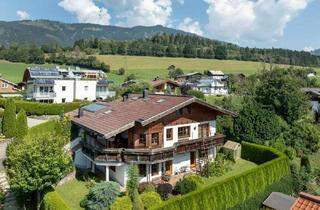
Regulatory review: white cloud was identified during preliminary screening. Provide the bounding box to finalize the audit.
[58,0,111,25]
[303,46,314,52]
[16,10,31,20]
[204,0,310,44]
[105,0,172,27]
[178,17,203,36]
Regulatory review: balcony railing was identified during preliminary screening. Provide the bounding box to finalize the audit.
[96,91,116,98]
[81,134,225,164]
[28,92,56,99]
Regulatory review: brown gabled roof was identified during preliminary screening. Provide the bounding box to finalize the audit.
[291,192,320,210]
[150,79,180,88]
[70,94,236,139]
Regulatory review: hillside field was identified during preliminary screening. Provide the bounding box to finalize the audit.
[0,55,318,84]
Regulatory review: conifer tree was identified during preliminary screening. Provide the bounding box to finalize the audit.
[16,109,28,140]
[2,99,16,138]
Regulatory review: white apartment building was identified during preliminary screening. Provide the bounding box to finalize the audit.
[23,67,115,103]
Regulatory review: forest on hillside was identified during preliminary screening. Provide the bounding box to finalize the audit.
[0,33,319,70]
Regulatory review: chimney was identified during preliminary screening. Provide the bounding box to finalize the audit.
[78,107,84,117]
[143,89,148,99]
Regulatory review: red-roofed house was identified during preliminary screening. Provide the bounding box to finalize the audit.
[291,192,320,210]
[69,91,236,186]
[150,79,180,94]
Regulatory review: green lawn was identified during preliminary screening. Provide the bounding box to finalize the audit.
[205,159,257,184]
[2,55,317,84]
[55,180,89,210]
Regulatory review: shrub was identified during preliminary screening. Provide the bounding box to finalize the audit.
[139,182,155,193]
[140,192,162,209]
[127,165,144,210]
[43,191,70,210]
[16,109,28,140]
[2,99,16,138]
[111,196,132,210]
[175,175,204,195]
[201,153,233,178]
[157,183,173,200]
[301,156,312,173]
[186,90,205,100]
[0,98,89,116]
[117,68,125,75]
[84,181,120,210]
[125,74,137,82]
[152,142,290,210]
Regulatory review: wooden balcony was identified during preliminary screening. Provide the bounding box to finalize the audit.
[81,134,225,164]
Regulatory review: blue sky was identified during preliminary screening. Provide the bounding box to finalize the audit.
[0,0,319,51]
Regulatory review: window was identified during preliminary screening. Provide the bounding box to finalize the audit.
[1,83,8,88]
[139,134,146,145]
[139,164,147,177]
[152,163,159,176]
[166,128,173,141]
[151,133,159,145]
[178,126,190,139]
[110,166,116,172]
[62,98,66,103]
[62,86,66,91]
[84,86,89,91]
[199,123,210,138]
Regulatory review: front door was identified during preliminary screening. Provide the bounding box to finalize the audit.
[165,160,172,175]
[190,151,196,168]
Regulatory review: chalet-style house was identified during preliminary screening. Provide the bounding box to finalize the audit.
[176,72,202,83]
[70,92,236,186]
[150,79,180,94]
[181,71,228,96]
[22,67,115,103]
[0,76,20,94]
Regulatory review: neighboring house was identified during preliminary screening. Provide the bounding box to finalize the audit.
[0,77,20,93]
[22,67,115,103]
[176,72,202,83]
[150,79,180,94]
[302,88,320,121]
[0,77,22,98]
[291,192,320,210]
[183,70,228,96]
[69,92,236,186]
[262,192,320,210]
[262,192,296,210]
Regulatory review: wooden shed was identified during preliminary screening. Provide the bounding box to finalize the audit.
[222,141,241,160]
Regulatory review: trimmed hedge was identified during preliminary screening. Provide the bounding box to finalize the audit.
[42,191,71,210]
[0,98,89,116]
[152,142,290,210]
[28,120,58,137]
[229,175,294,210]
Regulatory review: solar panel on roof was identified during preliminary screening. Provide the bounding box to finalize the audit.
[82,104,106,112]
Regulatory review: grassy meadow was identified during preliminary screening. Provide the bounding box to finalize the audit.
[0,55,319,84]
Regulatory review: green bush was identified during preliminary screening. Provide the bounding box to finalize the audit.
[43,191,71,210]
[151,142,290,210]
[175,175,204,195]
[140,192,162,209]
[16,109,28,140]
[2,99,16,138]
[111,196,132,210]
[84,181,120,210]
[0,98,89,116]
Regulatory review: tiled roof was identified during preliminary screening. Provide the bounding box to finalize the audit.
[291,192,320,210]
[70,94,236,138]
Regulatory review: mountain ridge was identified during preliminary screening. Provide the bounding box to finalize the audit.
[0,19,192,47]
